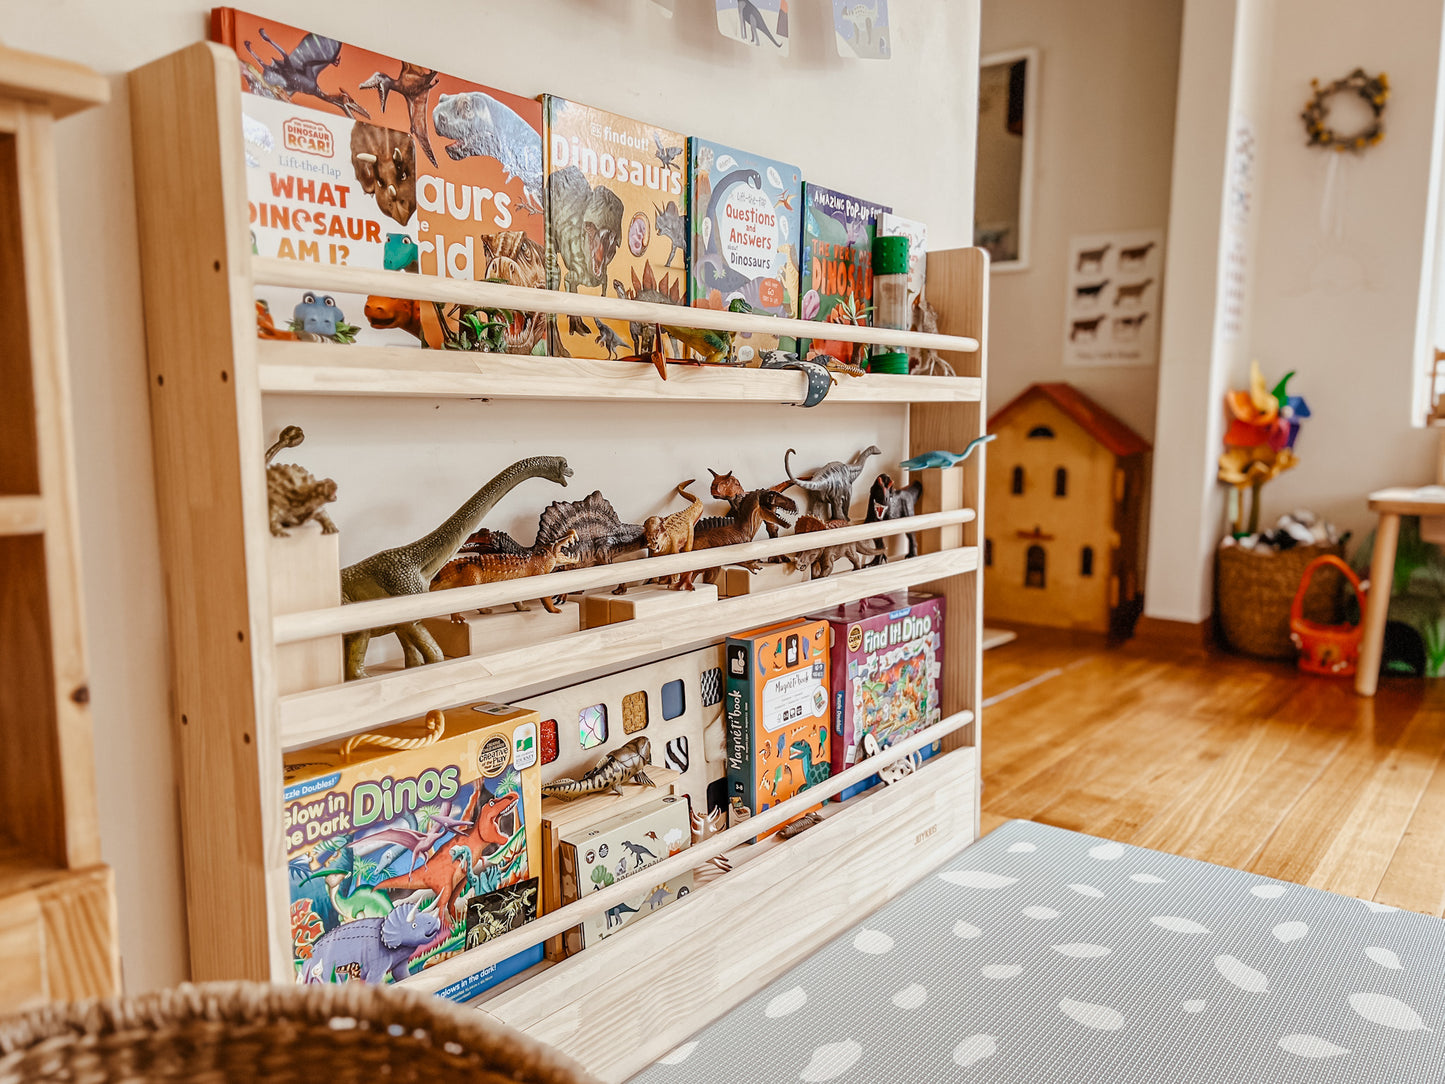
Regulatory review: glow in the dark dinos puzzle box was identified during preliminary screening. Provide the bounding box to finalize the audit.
[282,702,542,1000]
[725,618,832,838]
[814,592,944,801]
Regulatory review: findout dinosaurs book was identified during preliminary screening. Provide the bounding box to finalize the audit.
[557,795,693,956]
[798,183,890,364]
[688,137,801,360]
[543,96,689,360]
[724,618,831,839]
[212,9,548,354]
[282,702,543,1001]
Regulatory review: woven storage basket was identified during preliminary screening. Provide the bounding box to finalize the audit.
[0,982,600,1084]
[1216,541,1345,660]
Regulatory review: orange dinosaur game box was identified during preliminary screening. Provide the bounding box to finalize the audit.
[212,9,547,353]
[543,96,689,360]
[282,702,541,1001]
[724,618,831,839]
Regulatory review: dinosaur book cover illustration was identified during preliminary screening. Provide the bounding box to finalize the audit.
[689,137,801,360]
[557,795,693,956]
[543,96,688,361]
[814,592,943,801]
[282,702,543,1001]
[798,183,890,364]
[212,8,547,354]
[724,618,831,838]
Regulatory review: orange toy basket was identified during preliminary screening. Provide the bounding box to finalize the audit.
[1289,554,1366,676]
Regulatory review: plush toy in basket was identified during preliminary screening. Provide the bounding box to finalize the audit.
[1290,554,1367,676]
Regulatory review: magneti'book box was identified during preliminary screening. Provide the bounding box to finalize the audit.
[688,138,801,360]
[282,702,543,1002]
[212,9,548,353]
[799,183,890,364]
[725,618,831,839]
[544,97,688,360]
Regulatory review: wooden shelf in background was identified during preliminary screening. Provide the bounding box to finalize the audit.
[0,495,44,536]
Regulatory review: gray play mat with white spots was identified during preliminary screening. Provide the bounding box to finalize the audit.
[629,820,1445,1082]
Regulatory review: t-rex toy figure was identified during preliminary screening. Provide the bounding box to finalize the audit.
[265,425,338,538]
[692,473,797,585]
[340,456,572,680]
[642,480,707,591]
[244,29,370,119]
[430,529,581,618]
[548,166,624,337]
[865,472,923,563]
[359,62,440,167]
[783,445,882,521]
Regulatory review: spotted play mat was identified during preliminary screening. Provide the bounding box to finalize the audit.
[629,820,1445,1082]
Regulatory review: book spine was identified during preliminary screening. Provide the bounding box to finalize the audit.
[724,638,754,816]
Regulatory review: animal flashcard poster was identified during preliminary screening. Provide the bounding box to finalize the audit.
[715,0,790,55]
[212,9,548,354]
[1062,229,1164,368]
[689,138,801,359]
[833,0,891,60]
[544,97,689,361]
[799,183,891,364]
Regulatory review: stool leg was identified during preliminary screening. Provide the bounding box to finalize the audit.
[1356,512,1400,696]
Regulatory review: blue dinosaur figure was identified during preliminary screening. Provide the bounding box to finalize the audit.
[899,436,996,472]
[302,901,440,984]
[291,293,344,338]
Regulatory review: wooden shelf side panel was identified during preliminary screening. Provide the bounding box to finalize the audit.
[129,42,289,981]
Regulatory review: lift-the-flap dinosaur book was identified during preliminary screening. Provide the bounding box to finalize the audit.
[212,8,547,354]
[543,96,689,361]
[282,702,543,1000]
[798,183,890,364]
[688,137,801,361]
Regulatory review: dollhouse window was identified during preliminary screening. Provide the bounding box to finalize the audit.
[1025,544,1046,588]
[661,679,686,720]
[1027,425,1055,438]
[1054,467,1068,496]
[623,691,649,734]
[578,704,608,749]
[1011,466,1025,494]
[985,538,993,566]
[1081,546,1095,576]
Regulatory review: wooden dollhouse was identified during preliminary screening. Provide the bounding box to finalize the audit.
[984,383,1149,634]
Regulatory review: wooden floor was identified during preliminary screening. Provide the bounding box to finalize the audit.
[979,627,1445,917]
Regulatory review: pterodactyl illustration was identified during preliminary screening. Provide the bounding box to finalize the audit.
[347,798,472,876]
[360,62,441,167]
[653,130,683,170]
[244,29,370,119]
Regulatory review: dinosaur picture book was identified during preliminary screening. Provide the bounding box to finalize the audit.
[689,137,801,360]
[725,618,832,838]
[557,795,693,956]
[813,592,944,801]
[212,8,548,353]
[543,96,689,361]
[798,183,890,364]
[282,702,543,1000]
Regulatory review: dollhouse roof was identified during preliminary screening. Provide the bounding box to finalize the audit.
[988,383,1151,458]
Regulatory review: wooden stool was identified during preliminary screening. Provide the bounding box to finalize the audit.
[1356,487,1445,695]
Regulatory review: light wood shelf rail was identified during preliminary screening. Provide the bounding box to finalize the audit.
[0,495,44,537]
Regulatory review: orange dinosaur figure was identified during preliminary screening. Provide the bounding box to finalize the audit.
[255,300,297,341]
[373,788,520,926]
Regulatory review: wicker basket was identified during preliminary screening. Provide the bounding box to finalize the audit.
[1216,541,1346,660]
[0,982,600,1084]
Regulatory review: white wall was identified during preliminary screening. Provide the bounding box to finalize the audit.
[981,0,1183,441]
[6,0,981,991]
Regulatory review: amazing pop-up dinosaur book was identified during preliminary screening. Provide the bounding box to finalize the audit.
[688,138,801,360]
[725,618,832,838]
[798,183,890,364]
[813,592,944,802]
[212,9,547,353]
[543,96,688,361]
[557,794,693,956]
[282,702,542,1001]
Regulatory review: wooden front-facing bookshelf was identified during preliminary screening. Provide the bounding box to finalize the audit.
[130,41,987,1071]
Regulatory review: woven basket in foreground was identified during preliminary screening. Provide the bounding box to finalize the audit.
[1216,541,1345,660]
[0,982,600,1084]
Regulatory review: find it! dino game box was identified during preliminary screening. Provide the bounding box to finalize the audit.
[212,9,547,353]
[725,618,832,838]
[282,702,542,1001]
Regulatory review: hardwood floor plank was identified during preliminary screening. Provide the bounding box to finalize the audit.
[1375,756,1445,916]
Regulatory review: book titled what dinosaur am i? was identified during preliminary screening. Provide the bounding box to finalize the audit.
[689,138,801,360]
[799,183,890,364]
[544,97,689,361]
[212,9,548,353]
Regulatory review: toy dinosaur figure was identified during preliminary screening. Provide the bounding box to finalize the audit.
[461,491,646,572]
[542,736,655,800]
[783,445,881,521]
[757,350,863,408]
[244,30,370,119]
[548,166,624,335]
[605,901,641,929]
[777,811,824,839]
[899,436,996,471]
[432,92,546,215]
[662,298,753,366]
[340,456,572,680]
[789,738,831,789]
[865,473,923,563]
[692,479,797,585]
[302,901,440,985]
[654,200,687,267]
[622,839,658,869]
[359,62,439,167]
[265,425,339,538]
[290,292,360,344]
[430,529,580,617]
[643,480,707,590]
[788,515,886,578]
